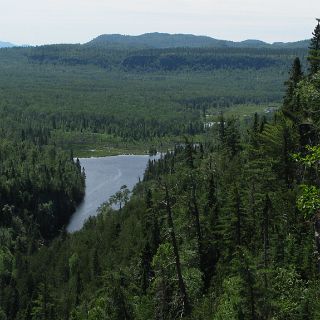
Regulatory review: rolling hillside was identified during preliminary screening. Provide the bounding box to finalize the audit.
[86,32,310,49]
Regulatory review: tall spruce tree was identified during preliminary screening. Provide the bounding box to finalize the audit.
[283,57,303,117]
[308,19,320,75]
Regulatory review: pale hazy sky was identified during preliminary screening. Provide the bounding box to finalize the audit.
[1,0,319,45]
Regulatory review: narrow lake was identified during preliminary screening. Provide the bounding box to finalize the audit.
[67,154,158,232]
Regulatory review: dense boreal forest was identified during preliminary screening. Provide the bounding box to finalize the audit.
[86,32,310,49]
[0,41,307,155]
[1,21,320,319]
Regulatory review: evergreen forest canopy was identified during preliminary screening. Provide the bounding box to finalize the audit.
[0,38,308,155]
[87,32,310,49]
[0,20,320,320]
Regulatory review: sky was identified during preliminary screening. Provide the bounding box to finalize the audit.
[0,0,319,45]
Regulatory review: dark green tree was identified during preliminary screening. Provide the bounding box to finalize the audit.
[308,19,320,75]
[283,57,303,117]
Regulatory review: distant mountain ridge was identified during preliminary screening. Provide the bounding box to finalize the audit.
[87,32,310,49]
[0,41,15,48]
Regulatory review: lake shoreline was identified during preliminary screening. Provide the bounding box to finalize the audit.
[67,154,160,232]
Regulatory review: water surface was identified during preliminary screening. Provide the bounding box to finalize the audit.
[67,155,157,232]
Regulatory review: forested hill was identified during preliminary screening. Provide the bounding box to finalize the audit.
[1,21,320,320]
[87,32,310,49]
[0,43,308,156]
[23,44,308,73]
[24,44,308,72]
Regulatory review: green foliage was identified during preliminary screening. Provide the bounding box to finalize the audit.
[270,267,307,320]
[109,185,130,209]
[297,185,320,220]
[295,76,320,115]
[2,20,320,320]
[87,297,108,320]
[294,145,320,220]
[0,141,85,238]
[213,276,243,320]
[30,283,56,320]
[0,247,13,277]
[293,145,320,167]
[0,309,7,320]
[308,21,320,74]
[0,44,306,153]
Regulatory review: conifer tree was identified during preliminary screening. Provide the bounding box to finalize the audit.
[308,19,320,75]
[224,118,241,158]
[190,182,203,275]
[184,137,194,169]
[283,57,303,117]
[164,183,190,316]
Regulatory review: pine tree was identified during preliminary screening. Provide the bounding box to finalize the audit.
[190,182,204,275]
[91,248,101,278]
[283,57,303,117]
[224,118,241,158]
[249,113,260,148]
[140,243,153,293]
[31,283,55,320]
[164,183,190,316]
[184,137,194,169]
[308,19,320,75]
